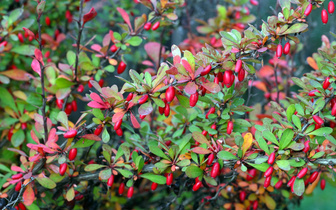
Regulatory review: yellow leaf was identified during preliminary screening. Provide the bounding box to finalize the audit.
[13,90,27,101]
[242,133,253,156]
[307,57,318,70]
[66,186,75,201]
[265,194,276,209]
[305,173,320,194]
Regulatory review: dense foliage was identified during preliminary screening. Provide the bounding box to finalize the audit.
[0,0,336,209]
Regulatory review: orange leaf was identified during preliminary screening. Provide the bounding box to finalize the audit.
[0,69,31,81]
[307,57,318,70]
[23,183,35,206]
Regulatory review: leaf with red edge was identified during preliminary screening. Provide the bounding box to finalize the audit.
[182,59,194,78]
[117,7,132,32]
[22,27,35,37]
[0,69,31,81]
[91,44,102,53]
[81,134,102,141]
[11,165,25,173]
[87,101,107,109]
[202,82,220,93]
[192,131,211,147]
[31,59,41,76]
[184,82,197,95]
[90,92,105,104]
[23,183,35,206]
[83,7,97,24]
[8,148,28,157]
[34,48,44,65]
[112,111,126,123]
[144,42,163,68]
[192,147,212,154]
[138,102,153,115]
[130,112,140,129]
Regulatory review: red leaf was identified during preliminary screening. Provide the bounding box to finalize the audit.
[22,27,35,38]
[192,147,212,154]
[182,59,194,78]
[8,148,28,157]
[81,134,102,141]
[0,69,31,81]
[90,92,104,104]
[31,59,41,76]
[116,7,132,32]
[130,112,140,129]
[23,183,35,206]
[11,165,25,173]
[202,82,220,93]
[91,44,102,52]
[144,42,163,68]
[184,82,197,95]
[87,101,106,109]
[83,7,97,24]
[112,111,126,123]
[34,48,44,66]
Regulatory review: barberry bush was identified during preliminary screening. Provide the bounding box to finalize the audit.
[0,0,336,209]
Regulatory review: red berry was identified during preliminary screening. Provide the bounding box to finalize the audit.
[45,16,51,26]
[21,122,27,130]
[110,44,118,53]
[223,70,234,86]
[252,200,258,210]
[164,103,170,117]
[107,174,114,187]
[201,65,212,76]
[192,181,202,191]
[308,90,320,96]
[276,44,282,58]
[313,115,323,125]
[283,42,290,55]
[227,121,233,135]
[321,9,329,24]
[264,176,271,188]
[268,152,276,165]
[127,186,134,198]
[152,22,160,31]
[189,92,199,107]
[117,61,127,74]
[297,167,308,179]
[264,166,274,177]
[138,94,149,104]
[28,36,34,42]
[202,130,208,136]
[207,153,215,165]
[322,77,330,90]
[166,86,175,103]
[139,115,146,120]
[59,163,67,176]
[329,1,335,14]
[304,4,312,16]
[8,127,14,141]
[275,179,283,189]
[309,171,319,183]
[12,173,23,180]
[250,0,258,6]
[77,84,84,92]
[94,125,103,136]
[88,77,94,88]
[18,33,24,43]
[303,140,310,153]
[211,162,220,178]
[206,107,216,119]
[64,130,77,138]
[235,60,242,73]
[118,182,125,195]
[239,191,246,202]
[56,99,64,109]
[151,182,158,191]
[144,22,152,30]
[287,176,296,187]
[15,181,22,192]
[166,173,173,186]
[114,119,123,131]
[246,169,257,181]
[217,72,223,82]
[116,128,123,136]
[320,179,326,190]
[210,124,217,136]
[65,103,73,115]
[126,93,134,102]
[71,100,77,112]
[68,148,77,161]
[214,76,219,85]
[238,68,245,82]
[98,79,104,87]
[18,203,26,210]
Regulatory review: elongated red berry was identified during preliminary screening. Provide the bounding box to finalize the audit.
[138,94,148,104]
[166,173,173,186]
[65,103,73,115]
[56,99,64,109]
[94,125,103,136]
[192,181,202,191]
[202,130,208,136]
[303,140,310,153]
[118,182,125,195]
[64,130,77,138]
[77,84,84,93]
[15,181,22,192]
[72,100,77,112]
[250,0,258,6]
[321,9,329,24]
[297,167,308,179]
[110,44,118,53]
[309,171,319,183]
[152,22,160,30]
[151,182,158,191]
[246,169,257,181]
[206,107,216,119]
[117,61,127,74]
[264,176,271,188]
[18,33,24,43]
[127,186,134,198]
[211,162,220,178]
[214,76,219,84]
[252,200,258,210]
[320,179,326,190]
[12,173,23,180]
[276,44,282,58]
[59,163,67,176]
[223,70,233,85]
[98,79,104,87]
[116,128,123,136]
[68,148,77,161]
[139,115,146,120]
[323,77,330,90]
[207,153,215,165]
[201,65,212,76]
[166,86,175,103]
[144,22,152,30]
[268,152,276,165]
[18,203,26,210]
[45,16,51,26]
[190,92,199,107]
[107,175,114,187]
[287,176,296,187]
[88,77,94,88]
[235,60,242,73]
[164,104,170,117]
[217,72,223,82]
[304,4,312,16]
[239,191,246,202]
[308,90,320,96]
[275,180,283,189]
[313,115,323,125]
[227,121,233,135]
[264,166,274,177]
[329,1,335,14]
[283,42,290,55]
[126,93,133,102]
[8,127,14,141]
[238,68,245,82]
[114,119,123,131]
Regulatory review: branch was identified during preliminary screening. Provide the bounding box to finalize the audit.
[73,0,84,81]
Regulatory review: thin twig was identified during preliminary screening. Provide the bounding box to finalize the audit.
[74,0,84,81]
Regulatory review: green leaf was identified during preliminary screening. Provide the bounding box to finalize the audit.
[282,23,308,35]
[55,78,75,89]
[11,45,36,56]
[72,139,96,148]
[140,173,166,184]
[276,160,291,171]
[185,165,203,178]
[217,151,238,160]
[286,104,295,123]
[126,36,142,46]
[0,164,11,173]
[192,131,210,147]
[262,130,279,145]
[293,178,305,196]
[84,164,106,171]
[292,115,302,130]
[57,111,68,128]
[313,98,325,115]
[35,177,56,189]
[0,87,18,113]
[8,8,23,27]
[148,142,169,159]
[247,162,269,172]
[67,51,76,66]
[101,128,110,143]
[12,129,25,147]
[279,129,294,150]
[13,19,35,32]
[307,127,333,136]
[116,168,133,178]
[204,176,217,186]
[255,131,270,154]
